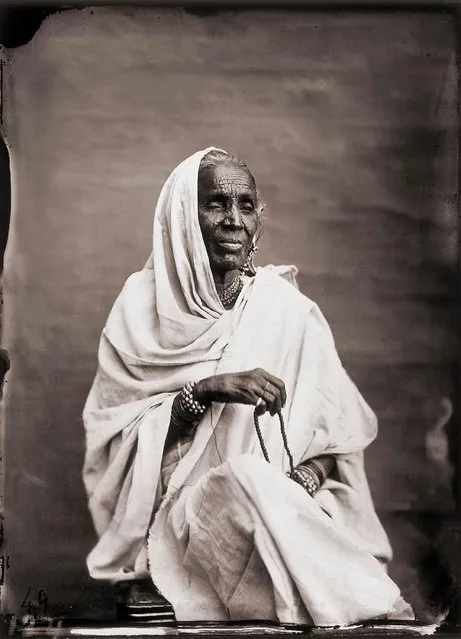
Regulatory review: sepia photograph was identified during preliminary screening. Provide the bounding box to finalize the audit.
[0,3,459,636]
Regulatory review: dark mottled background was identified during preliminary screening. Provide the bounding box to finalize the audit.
[1,7,458,621]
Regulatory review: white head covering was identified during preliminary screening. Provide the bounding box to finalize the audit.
[146,147,224,318]
[103,147,252,371]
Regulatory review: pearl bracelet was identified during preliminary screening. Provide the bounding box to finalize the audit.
[179,382,208,418]
[290,466,320,497]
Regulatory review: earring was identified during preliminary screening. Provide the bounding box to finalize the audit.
[241,243,258,276]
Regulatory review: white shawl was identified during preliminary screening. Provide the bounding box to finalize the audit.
[82,148,392,590]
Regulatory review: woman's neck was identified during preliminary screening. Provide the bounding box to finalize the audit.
[213,269,240,298]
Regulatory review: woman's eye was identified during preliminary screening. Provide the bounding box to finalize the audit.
[241,203,255,213]
[208,201,224,210]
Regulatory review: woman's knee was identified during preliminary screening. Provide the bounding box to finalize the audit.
[227,453,272,479]
[202,455,265,500]
[191,455,274,514]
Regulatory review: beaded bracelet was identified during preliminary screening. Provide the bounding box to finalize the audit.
[170,381,208,433]
[290,465,321,498]
[179,382,208,417]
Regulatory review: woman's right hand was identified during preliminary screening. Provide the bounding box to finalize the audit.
[193,369,286,417]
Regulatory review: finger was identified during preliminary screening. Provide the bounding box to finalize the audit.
[260,382,282,416]
[255,398,267,417]
[261,372,286,407]
[271,389,282,416]
[260,387,276,416]
[263,387,280,417]
[251,382,268,407]
[277,380,286,407]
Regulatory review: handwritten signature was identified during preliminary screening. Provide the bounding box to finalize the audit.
[1,586,55,636]
[21,586,49,617]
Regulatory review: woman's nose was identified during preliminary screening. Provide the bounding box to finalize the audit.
[224,203,243,227]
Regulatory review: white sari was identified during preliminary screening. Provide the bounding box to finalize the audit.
[83,148,413,625]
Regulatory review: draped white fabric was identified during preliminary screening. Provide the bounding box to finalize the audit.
[83,148,412,624]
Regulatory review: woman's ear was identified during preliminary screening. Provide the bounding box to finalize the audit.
[254,218,264,243]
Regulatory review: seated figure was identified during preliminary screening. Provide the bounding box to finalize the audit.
[82,148,414,625]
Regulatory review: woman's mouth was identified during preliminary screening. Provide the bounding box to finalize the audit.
[217,239,243,252]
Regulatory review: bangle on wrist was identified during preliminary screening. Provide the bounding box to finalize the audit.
[180,381,208,417]
[171,381,209,433]
[306,458,328,484]
[299,459,325,485]
[171,398,198,433]
[290,466,320,497]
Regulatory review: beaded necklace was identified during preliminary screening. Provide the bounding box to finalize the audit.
[219,275,243,308]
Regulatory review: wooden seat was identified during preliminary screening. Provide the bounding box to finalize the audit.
[115,579,176,625]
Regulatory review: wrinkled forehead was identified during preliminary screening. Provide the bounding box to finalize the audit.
[198,162,257,199]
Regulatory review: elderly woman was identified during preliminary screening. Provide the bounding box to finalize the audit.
[83,148,413,626]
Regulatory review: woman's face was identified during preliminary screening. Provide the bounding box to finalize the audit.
[198,162,259,275]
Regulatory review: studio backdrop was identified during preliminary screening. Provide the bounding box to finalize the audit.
[1,7,458,619]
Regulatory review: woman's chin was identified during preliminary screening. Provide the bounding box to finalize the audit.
[211,255,245,274]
